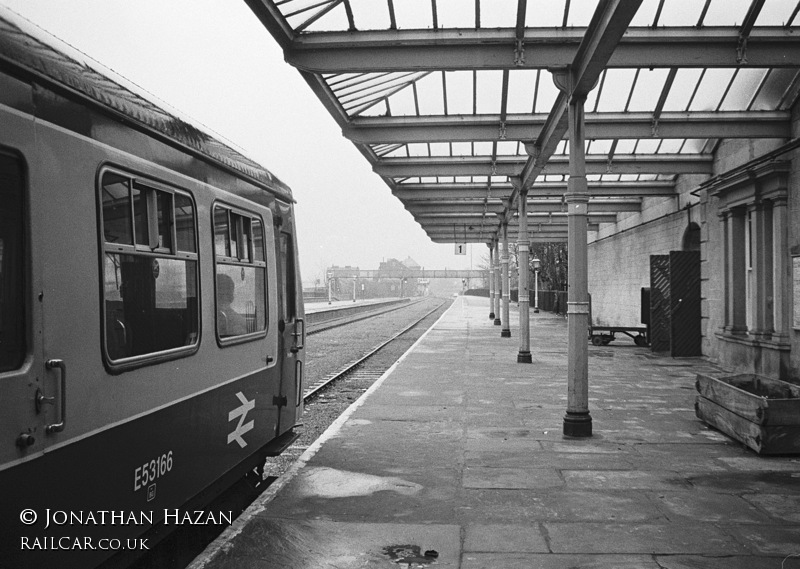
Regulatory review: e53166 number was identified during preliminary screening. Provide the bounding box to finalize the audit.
[134,451,173,492]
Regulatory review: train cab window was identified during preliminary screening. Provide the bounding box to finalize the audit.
[213,205,267,341]
[0,153,25,372]
[100,170,198,365]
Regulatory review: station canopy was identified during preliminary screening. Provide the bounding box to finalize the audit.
[248,0,800,243]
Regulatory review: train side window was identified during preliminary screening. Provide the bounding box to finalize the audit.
[102,173,133,245]
[0,153,25,372]
[213,205,267,341]
[175,194,196,253]
[214,207,230,257]
[100,170,198,365]
[252,219,264,261]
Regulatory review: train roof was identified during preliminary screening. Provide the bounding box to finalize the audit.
[0,7,294,202]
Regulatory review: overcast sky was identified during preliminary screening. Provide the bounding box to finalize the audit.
[1,0,481,284]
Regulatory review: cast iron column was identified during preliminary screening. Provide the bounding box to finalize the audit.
[493,240,501,325]
[501,222,511,338]
[488,243,496,320]
[563,92,592,437]
[517,189,532,361]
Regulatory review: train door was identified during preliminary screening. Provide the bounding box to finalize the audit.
[33,122,105,460]
[0,121,47,466]
[277,225,303,433]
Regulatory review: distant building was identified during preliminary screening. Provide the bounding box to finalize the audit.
[402,256,421,270]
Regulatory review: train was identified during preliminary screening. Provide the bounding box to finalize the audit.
[0,8,304,568]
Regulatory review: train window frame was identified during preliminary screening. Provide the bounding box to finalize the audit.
[212,202,269,346]
[98,166,200,372]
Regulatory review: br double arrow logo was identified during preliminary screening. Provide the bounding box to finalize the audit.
[227,391,255,448]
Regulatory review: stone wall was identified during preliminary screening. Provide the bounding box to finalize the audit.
[588,210,688,327]
[587,134,796,383]
[788,105,800,378]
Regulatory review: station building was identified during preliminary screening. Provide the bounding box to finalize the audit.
[589,134,799,381]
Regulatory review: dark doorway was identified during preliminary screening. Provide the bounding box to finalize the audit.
[649,255,671,352]
[669,250,701,356]
[682,222,701,252]
[649,251,702,357]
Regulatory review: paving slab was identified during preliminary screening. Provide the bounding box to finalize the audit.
[191,296,800,569]
[544,521,747,554]
[457,489,665,523]
[462,554,662,569]
[463,523,549,553]
[655,555,800,569]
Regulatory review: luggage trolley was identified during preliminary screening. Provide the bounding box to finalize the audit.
[587,288,651,347]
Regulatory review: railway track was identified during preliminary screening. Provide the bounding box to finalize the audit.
[303,297,449,401]
[307,297,427,335]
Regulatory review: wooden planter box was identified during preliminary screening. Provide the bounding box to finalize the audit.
[695,373,800,455]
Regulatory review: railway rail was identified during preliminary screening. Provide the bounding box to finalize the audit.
[304,297,449,401]
[307,297,427,335]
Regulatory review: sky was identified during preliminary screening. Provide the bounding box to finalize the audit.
[0,0,481,285]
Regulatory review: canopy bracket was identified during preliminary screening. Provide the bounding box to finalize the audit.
[736,34,748,64]
[514,39,525,66]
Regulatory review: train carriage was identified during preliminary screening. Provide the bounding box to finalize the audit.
[0,8,304,568]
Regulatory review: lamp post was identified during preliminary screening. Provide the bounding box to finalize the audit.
[532,257,540,314]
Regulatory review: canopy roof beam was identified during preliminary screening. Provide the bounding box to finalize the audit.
[418,213,619,224]
[408,199,639,214]
[283,27,800,72]
[345,111,789,143]
[392,180,676,199]
[377,154,713,177]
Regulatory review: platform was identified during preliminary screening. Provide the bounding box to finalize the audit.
[304,297,404,313]
[191,296,800,569]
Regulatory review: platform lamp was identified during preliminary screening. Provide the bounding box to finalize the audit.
[532,257,540,314]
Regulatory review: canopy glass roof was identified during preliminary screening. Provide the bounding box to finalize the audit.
[253,0,800,242]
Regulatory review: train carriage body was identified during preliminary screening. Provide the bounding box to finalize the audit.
[0,9,304,568]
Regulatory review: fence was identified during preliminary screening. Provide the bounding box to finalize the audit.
[535,290,568,315]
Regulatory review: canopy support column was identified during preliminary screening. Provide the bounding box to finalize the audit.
[563,92,592,437]
[517,189,532,362]
[488,243,495,320]
[501,222,511,338]
[493,240,501,325]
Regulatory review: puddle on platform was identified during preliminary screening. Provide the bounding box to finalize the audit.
[297,467,423,498]
[383,544,439,566]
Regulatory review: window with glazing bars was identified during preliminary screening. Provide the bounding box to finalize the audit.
[213,205,267,339]
[100,170,199,363]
